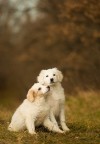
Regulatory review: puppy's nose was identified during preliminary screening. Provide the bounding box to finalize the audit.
[50,78,54,83]
[47,86,50,90]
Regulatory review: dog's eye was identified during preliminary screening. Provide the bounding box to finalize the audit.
[46,75,48,77]
[53,74,55,76]
[38,88,41,91]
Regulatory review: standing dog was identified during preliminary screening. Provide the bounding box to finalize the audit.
[8,83,64,134]
[37,68,70,132]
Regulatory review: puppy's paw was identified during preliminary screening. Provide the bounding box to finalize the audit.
[8,126,12,131]
[29,131,37,135]
[63,126,70,132]
[57,129,65,134]
[8,126,17,132]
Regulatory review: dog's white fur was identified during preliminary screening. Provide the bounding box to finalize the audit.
[8,83,64,134]
[37,68,70,132]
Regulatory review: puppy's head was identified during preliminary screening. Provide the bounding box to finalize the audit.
[27,83,50,102]
[37,68,63,86]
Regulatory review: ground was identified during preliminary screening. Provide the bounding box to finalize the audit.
[0,91,100,144]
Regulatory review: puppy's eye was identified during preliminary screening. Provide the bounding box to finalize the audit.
[53,74,55,76]
[38,88,41,91]
[46,75,48,77]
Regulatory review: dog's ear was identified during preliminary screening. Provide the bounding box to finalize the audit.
[53,68,63,82]
[37,70,46,84]
[27,89,36,102]
[58,70,63,82]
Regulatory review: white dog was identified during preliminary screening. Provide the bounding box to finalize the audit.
[37,68,70,132]
[8,83,64,134]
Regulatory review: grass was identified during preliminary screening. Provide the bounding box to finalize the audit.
[0,91,100,144]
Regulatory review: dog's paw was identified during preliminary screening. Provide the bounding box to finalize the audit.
[8,126,16,132]
[63,126,70,132]
[57,129,65,134]
[29,131,37,135]
[8,126,13,131]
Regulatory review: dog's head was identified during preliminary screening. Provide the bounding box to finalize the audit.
[37,68,63,86]
[27,83,50,102]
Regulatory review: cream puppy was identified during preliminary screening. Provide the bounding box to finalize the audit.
[37,68,70,132]
[8,83,64,134]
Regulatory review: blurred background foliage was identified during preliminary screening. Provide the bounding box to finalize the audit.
[0,0,100,99]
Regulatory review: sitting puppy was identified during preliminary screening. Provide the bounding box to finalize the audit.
[37,68,70,132]
[8,83,64,134]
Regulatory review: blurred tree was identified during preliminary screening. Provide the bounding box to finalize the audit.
[0,0,40,32]
[0,0,100,98]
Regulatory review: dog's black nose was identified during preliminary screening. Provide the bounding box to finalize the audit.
[50,78,54,83]
[47,86,50,90]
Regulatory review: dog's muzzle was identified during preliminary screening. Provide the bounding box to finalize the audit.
[47,86,50,90]
[50,78,54,83]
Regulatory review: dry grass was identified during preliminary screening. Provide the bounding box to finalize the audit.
[0,91,100,144]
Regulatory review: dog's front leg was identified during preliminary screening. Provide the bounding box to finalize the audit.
[49,109,58,127]
[60,103,70,132]
[43,117,64,133]
[25,116,36,134]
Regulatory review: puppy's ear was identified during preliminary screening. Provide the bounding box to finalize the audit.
[58,70,63,82]
[27,89,36,102]
[53,68,63,82]
[37,70,45,84]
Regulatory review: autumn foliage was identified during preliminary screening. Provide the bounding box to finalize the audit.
[0,0,100,96]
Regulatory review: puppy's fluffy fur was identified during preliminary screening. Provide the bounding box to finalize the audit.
[8,83,63,134]
[37,68,70,132]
